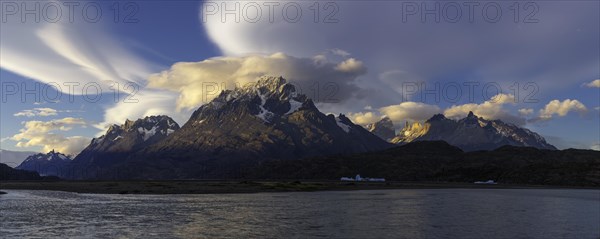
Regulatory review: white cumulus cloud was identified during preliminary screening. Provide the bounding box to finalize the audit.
[334,58,366,74]
[585,79,600,88]
[346,112,384,125]
[537,99,588,121]
[518,108,534,116]
[444,94,525,125]
[11,117,90,155]
[380,102,442,123]
[347,101,441,128]
[14,108,58,117]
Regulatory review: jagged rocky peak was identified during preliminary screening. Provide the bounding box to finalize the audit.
[461,111,480,126]
[368,116,393,127]
[122,119,137,131]
[391,121,430,144]
[250,76,295,98]
[194,76,315,123]
[23,150,71,162]
[391,112,556,151]
[97,115,180,144]
[366,117,396,140]
[71,115,182,176]
[16,150,71,176]
[121,115,179,132]
[133,75,392,179]
[426,113,448,122]
[224,76,300,102]
[334,114,354,133]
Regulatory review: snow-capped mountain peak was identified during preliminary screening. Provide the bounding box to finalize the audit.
[391,112,556,151]
[20,150,71,163]
[129,76,392,179]
[16,150,72,176]
[335,114,352,133]
[191,76,314,125]
[97,115,180,144]
[70,115,181,173]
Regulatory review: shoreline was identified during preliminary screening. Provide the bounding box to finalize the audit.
[1,180,597,194]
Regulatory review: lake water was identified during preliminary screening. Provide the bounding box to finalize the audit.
[0,189,598,238]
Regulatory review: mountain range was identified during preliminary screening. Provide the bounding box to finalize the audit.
[66,76,391,179]
[2,76,575,182]
[367,112,556,151]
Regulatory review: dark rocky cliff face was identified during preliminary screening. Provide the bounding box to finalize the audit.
[365,117,396,141]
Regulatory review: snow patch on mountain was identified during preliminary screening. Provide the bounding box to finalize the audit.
[16,150,72,176]
[286,99,303,115]
[138,126,158,141]
[336,117,351,133]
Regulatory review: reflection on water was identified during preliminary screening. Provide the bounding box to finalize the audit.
[0,189,598,238]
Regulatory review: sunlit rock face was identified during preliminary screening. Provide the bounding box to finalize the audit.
[391,112,556,151]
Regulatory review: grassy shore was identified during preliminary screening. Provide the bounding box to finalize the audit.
[0,180,591,194]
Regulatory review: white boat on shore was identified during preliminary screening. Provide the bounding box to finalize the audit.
[340,174,385,182]
[474,180,497,185]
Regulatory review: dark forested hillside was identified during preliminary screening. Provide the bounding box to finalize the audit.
[251,141,600,186]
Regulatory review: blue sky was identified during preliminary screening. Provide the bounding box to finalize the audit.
[1,0,598,154]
